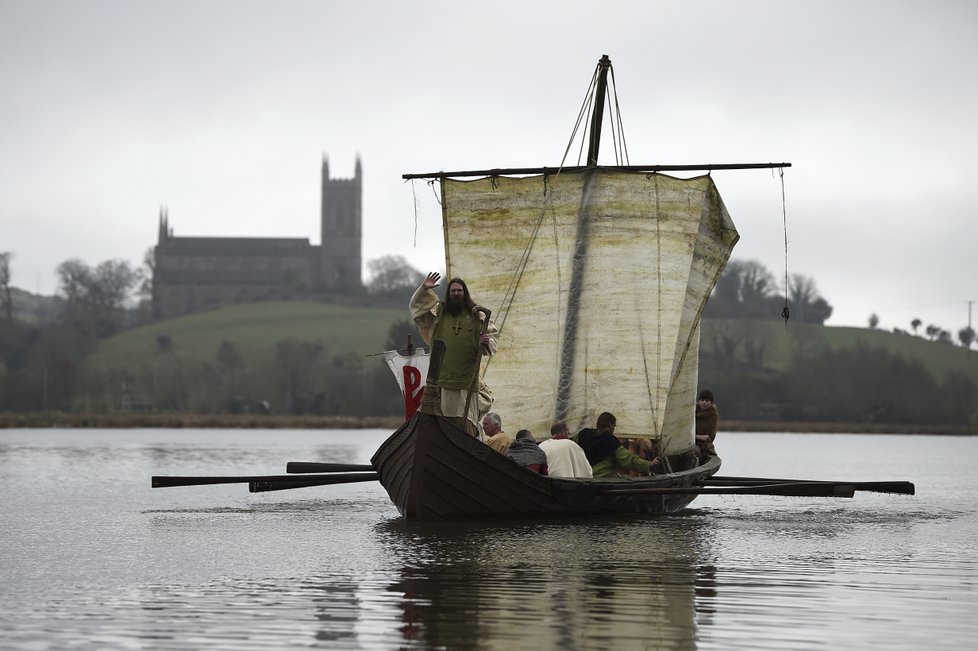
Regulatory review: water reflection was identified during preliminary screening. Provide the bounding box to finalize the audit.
[370,515,714,649]
[4,430,975,650]
[308,582,361,645]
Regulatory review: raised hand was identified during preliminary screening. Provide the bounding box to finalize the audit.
[422,272,441,290]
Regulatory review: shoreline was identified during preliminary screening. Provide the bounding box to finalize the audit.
[0,412,974,435]
[0,413,406,430]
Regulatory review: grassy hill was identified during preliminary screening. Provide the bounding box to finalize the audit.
[91,303,978,387]
[91,301,405,370]
[701,318,978,385]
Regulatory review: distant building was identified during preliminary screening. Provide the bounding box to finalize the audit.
[153,157,362,318]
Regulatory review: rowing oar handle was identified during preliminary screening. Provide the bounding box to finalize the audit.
[462,305,492,434]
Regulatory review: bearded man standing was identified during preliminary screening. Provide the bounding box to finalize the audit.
[410,272,498,435]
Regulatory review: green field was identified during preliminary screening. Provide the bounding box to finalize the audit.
[92,301,405,369]
[91,303,978,386]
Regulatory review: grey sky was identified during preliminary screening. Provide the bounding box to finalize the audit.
[1,0,976,333]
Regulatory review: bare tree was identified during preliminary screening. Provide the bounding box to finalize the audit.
[216,340,247,411]
[787,273,818,306]
[366,255,424,296]
[0,252,12,321]
[385,318,422,352]
[738,260,778,306]
[56,258,142,336]
[958,326,976,349]
[136,247,156,319]
[709,259,780,319]
[274,338,325,413]
[56,259,93,307]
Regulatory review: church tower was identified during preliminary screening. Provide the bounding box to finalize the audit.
[320,156,363,290]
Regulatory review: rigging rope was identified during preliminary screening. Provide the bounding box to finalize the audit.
[780,167,790,326]
[606,81,621,165]
[427,179,442,206]
[652,174,663,441]
[609,66,630,165]
[410,179,419,247]
[560,63,599,169]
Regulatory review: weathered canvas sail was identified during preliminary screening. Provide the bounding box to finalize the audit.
[442,169,738,454]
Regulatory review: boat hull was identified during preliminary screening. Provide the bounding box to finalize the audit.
[370,413,721,520]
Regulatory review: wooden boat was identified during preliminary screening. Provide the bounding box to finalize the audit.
[156,57,911,511]
[372,412,721,519]
[369,55,796,519]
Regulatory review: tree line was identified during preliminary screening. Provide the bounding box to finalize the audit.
[0,251,975,425]
[699,319,978,426]
[72,334,406,417]
[703,259,833,324]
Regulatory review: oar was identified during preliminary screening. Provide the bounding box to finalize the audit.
[286,462,374,474]
[152,472,377,488]
[707,476,915,495]
[606,482,856,498]
[250,473,379,493]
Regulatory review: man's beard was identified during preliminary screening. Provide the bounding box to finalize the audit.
[445,296,465,316]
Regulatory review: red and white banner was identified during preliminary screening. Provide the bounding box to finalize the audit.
[383,350,429,420]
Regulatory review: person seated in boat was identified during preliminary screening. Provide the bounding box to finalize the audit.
[410,272,499,436]
[506,429,549,475]
[482,412,512,453]
[623,437,658,477]
[628,437,658,461]
[574,412,660,479]
[538,421,593,478]
[695,389,719,460]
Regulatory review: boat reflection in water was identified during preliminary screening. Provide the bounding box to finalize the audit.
[373,515,714,649]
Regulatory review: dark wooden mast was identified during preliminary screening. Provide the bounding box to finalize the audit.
[586,54,612,167]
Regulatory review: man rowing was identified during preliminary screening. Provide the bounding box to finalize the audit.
[574,412,660,478]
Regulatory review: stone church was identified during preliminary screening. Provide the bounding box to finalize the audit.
[153,157,362,318]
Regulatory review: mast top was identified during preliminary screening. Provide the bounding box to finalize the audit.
[402,54,791,180]
[586,55,613,167]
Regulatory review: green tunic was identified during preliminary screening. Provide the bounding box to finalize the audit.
[410,285,499,428]
[591,447,656,479]
[572,431,656,478]
[429,304,480,390]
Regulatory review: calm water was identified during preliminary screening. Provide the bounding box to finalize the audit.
[0,428,975,650]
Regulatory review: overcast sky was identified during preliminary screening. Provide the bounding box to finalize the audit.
[1,0,976,334]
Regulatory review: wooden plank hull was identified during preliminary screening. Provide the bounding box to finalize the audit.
[370,413,721,520]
